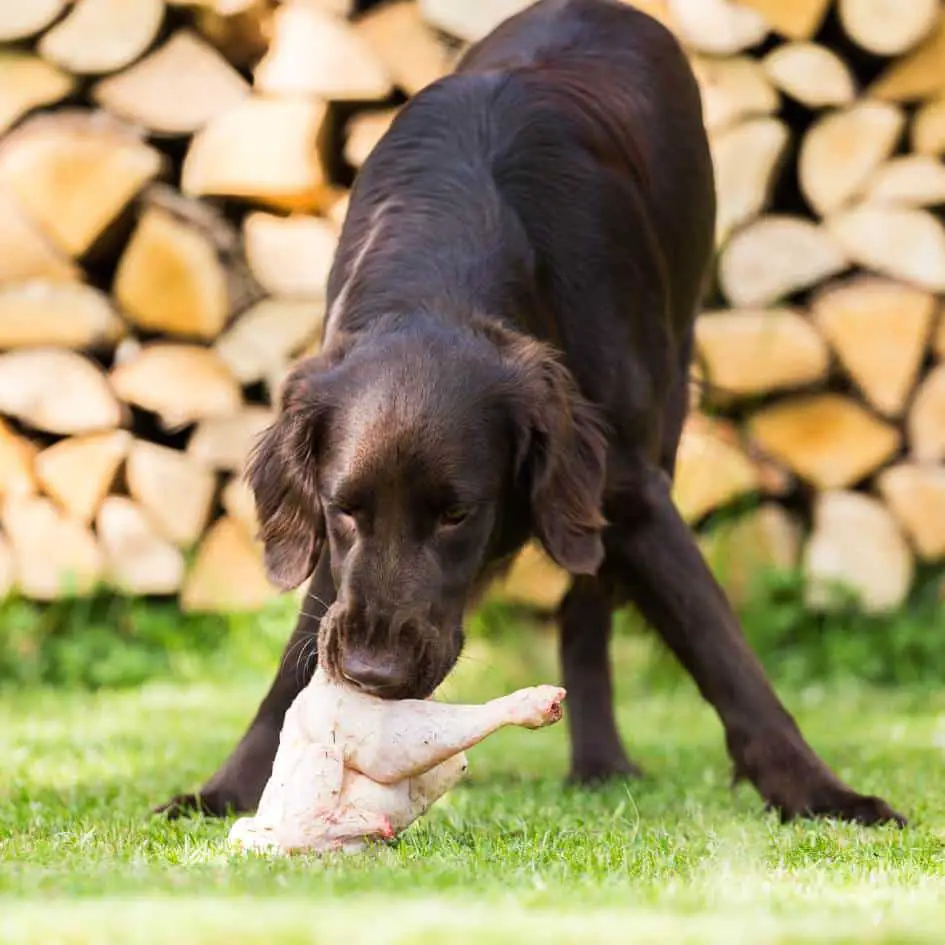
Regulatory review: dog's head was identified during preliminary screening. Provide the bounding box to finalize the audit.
[248,319,607,699]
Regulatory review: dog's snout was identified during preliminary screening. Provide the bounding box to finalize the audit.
[340,650,409,697]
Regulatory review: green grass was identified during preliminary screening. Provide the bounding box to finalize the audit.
[4,630,945,944]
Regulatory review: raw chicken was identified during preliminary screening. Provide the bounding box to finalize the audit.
[228,668,567,855]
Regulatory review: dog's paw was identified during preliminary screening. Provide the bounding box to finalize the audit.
[153,790,243,819]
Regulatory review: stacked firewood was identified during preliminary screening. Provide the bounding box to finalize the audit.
[0,0,942,616]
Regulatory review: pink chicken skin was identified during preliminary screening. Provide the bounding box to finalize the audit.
[228,669,567,855]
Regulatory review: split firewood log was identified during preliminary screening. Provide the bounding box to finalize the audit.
[718,215,848,307]
[214,300,324,385]
[188,0,273,70]
[761,42,856,108]
[877,464,945,562]
[666,0,768,55]
[0,1,70,42]
[38,0,166,76]
[125,440,216,547]
[908,364,945,462]
[870,14,945,102]
[344,110,398,170]
[0,190,79,285]
[486,542,569,612]
[698,503,802,607]
[255,3,392,101]
[690,56,778,133]
[182,97,332,212]
[672,416,761,523]
[109,344,242,430]
[181,516,279,612]
[97,496,185,595]
[221,475,258,540]
[866,155,945,208]
[34,430,130,524]
[935,310,945,358]
[355,1,450,96]
[798,102,904,217]
[0,282,125,350]
[0,111,163,258]
[913,96,945,156]
[243,212,337,299]
[826,205,945,292]
[810,277,936,418]
[711,117,789,244]
[738,0,831,40]
[92,31,250,136]
[0,349,123,435]
[1,495,103,600]
[0,419,38,500]
[748,393,900,489]
[839,0,939,58]
[0,53,75,137]
[694,307,829,398]
[804,490,913,614]
[327,193,350,229]
[187,407,274,472]
[419,0,532,43]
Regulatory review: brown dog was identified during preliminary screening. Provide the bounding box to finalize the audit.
[160,0,903,826]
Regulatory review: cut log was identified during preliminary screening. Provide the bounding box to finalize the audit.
[699,503,802,606]
[691,56,779,133]
[487,542,569,612]
[2,495,103,600]
[719,215,848,307]
[811,277,935,418]
[255,3,392,101]
[114,205,230,340]
[35,430,130,523]
[761,42,856,108]
[695,307,829,398]
[186,407,274,472]
[92,31,249,136]
[711,117,789,244]
[418,0,531,43]
[344,109,398,170]
[327,193,350,229]
[908,364,945,462]
[913,96,945,156]
[870,14,945,102]
[827,205,945,293]
[748,394,900,489]
[182,97,331,212]
[0,53,75,137]
[214,300,324,385]
[243,212,337,299]
[866,155,945,208]
[738,0,831,40]
[222,475,258,540]
[0,190,79,284]
[0,281,125,350]
[0,111,162,257]
[355,1,450,96]
[666,0,767,55]
[109,344,242,430]
[0,349,123,435]
[798,102,904,217]
[804,490,913,614]
[125,440,216,547]
[877,464,945,561]
[839,0,938,58]
[0,419,38,499]
[672,416,761,523]
[935,310,945,358]
[181,516,279,612]
[0,534,13,600]
[191,0,272,70]
[38,0,166,76]
[96,496,185,595]
[0,1,69,42]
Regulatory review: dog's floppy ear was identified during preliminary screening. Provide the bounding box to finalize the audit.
[246,350,341,589]
[485,322,608,575]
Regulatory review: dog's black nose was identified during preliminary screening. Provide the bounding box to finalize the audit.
[340,651,408,697]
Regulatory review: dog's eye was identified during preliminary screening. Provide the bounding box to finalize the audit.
[438,506,469,528]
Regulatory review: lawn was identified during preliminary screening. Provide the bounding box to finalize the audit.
[3,628,945,945]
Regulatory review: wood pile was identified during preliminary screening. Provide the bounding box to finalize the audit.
[0,0,943,616]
